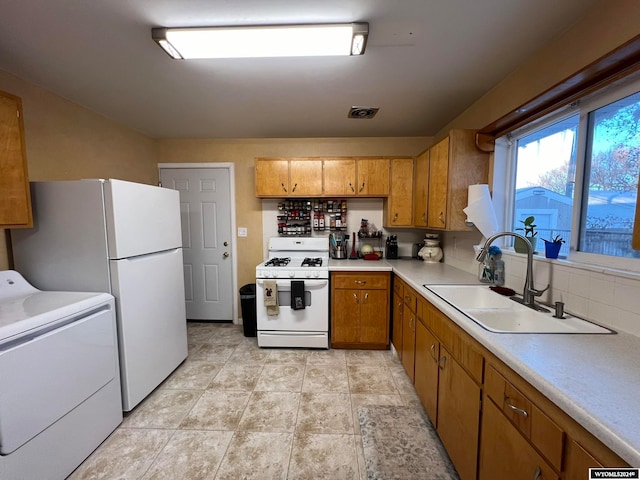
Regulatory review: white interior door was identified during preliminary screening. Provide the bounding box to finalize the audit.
[160,166,235,321]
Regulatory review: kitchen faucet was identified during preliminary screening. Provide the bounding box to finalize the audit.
[476,232,550,312]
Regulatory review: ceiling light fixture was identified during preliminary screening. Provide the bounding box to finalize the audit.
[152,23,369,59]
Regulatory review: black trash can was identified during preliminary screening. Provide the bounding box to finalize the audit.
[239,283,257,337]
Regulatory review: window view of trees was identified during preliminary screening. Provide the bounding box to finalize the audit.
[512,88,640,259]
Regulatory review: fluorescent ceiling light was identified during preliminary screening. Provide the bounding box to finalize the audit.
[152,23,368,59]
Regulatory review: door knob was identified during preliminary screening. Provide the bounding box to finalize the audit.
[224,241,229,246]
[223,252,230,258]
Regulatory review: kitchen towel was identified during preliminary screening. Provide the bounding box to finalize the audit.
[291,280,305,310]
[263,280,279,316]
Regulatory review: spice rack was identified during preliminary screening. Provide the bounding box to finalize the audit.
[312,199,348,232]
[277,200,312,236]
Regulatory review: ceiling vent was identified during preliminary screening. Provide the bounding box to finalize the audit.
[348,106,379,119]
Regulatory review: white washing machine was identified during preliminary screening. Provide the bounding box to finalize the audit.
[0,270,122,480]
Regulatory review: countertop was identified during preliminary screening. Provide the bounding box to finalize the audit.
[327,258,640,466]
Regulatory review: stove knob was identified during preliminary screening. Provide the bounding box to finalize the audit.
[305,271,312,278]
[288,271,295,278]
[313,271,321,278]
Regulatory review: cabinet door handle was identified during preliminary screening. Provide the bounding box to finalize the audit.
[393,212,398,222]
[292,183,298,192]
[438,355,447,370]
[533,467,542,480]
[438,212,445,224]
[404,295,411,302]
[281,183,287,193]
[421,212,426,222]
[363,292,369,304]
[349,182,355,192]
[355,280,366,285]
[359,181,365,192]
[429,344,438,362]
[353,293,359,304]
[505,397,529,418]
[410,316,415,331]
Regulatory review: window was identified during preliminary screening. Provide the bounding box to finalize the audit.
[505,77,640,267]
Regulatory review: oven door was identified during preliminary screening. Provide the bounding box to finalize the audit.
[255,278,328,332]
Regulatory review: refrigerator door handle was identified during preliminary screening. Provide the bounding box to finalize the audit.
[120,248,181,262]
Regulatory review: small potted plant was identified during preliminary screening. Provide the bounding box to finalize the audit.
[514,215,538,253]
[543,234,565,259]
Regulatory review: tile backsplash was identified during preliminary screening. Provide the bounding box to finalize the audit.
[442,231,640,337]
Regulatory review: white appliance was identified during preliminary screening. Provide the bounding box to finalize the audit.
[0,270,122,480]
[11,179,188,411]
[255,237,329,348]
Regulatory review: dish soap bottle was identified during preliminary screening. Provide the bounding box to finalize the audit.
[493,259,505,286]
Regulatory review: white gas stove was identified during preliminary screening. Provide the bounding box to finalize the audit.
[256,237,329,279]
[255,237,329,349]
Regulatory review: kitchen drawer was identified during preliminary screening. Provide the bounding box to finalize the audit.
[332,272,389,290]
[485,364,564,470]
[403,285,418,313]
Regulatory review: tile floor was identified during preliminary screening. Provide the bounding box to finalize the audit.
[69,322,422,480]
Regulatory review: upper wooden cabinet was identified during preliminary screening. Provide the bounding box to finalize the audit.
[255,158,322,197]
[356,158,390,196]
[0,90,32,228]
[255,157,391,198]
[384,157,414,227]
[416,129,489,230]
[322,158,357,196]
[412,149,429,227]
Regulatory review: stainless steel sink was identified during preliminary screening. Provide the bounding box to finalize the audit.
[424,285,614,334]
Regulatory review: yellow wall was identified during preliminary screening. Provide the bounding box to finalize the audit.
[156,137,431,291]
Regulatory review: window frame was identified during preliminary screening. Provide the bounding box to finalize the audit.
[502,75,640,272]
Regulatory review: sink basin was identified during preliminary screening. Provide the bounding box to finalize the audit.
[424,285,613,334]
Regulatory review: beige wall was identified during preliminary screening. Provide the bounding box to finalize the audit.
[156,137,431,291]
[438,0,640,136]
[0,70,159,270]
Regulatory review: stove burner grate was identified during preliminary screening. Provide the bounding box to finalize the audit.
[301,257,323,267]
[264,257,291,267]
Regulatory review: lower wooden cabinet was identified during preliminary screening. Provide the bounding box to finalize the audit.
[437,346,482,480]
[331,271,390,349]
[396,274,629,480]
[479,400,559,480]
[414,316,439,423]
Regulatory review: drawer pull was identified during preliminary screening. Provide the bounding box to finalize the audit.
[505,397,529,418]
[533,467,542,480]
[429,344,438,362]
[438,355,447,370]
[355,280,367,285]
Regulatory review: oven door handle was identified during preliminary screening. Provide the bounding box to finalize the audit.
[256,279,328,288]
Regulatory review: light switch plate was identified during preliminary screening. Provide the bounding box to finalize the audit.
[238,227,247,237]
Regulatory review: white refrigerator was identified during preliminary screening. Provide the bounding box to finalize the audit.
[11,179,188,411]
